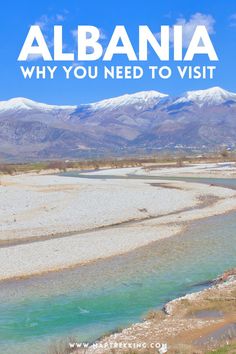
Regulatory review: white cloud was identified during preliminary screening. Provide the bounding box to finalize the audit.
[56,14,66,22]
[35,15,50,30]
[229,14,236,27]
[71,27,107,41]
[27,12,67,61]
[99,28,107,40]
[157,13,216,48]
[71,28,78,39]
[27,54,45,61]
[35,12,66,29]
[70,28,106,66]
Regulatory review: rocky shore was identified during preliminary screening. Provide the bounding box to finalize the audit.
[78,269,236,354]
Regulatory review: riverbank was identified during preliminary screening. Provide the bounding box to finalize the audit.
[74,269,236,354]
[0,164,236,281]
[86,161,236,179]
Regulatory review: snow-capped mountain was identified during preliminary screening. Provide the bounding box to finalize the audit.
[0,97,76,113]
[0,87,235,161]
[0,87,234,114]
[173,87,236,107]
[89,90,169,111]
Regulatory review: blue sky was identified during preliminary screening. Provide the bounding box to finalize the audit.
[0,0,236,105]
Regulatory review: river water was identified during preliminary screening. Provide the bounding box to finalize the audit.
[0,175,235,354]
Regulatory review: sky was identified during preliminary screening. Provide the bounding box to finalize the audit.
[0,0,236,105]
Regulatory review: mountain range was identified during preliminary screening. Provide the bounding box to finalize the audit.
[0,86,236,161]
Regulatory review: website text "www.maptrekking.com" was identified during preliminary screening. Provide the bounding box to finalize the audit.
[69,341,168,352]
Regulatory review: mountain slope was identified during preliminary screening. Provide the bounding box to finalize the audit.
[0,88,235,161]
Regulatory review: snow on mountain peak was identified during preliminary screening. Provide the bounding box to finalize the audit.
[1,87,236,115]
[0,97,76,112]
[90,90,169,110]
[176,87,236,106]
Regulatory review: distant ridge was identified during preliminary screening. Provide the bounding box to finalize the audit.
[0,87,235,161]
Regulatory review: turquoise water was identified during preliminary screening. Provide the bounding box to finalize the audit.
[0,176,236,353]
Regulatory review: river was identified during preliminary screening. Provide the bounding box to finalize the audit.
[0,174,235,354]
